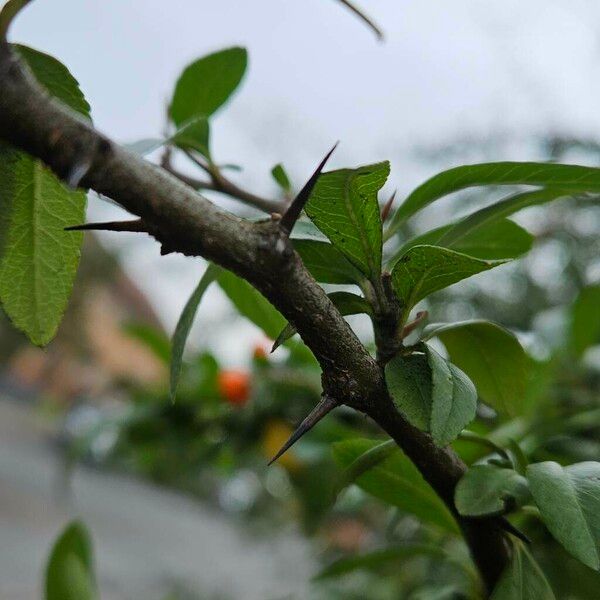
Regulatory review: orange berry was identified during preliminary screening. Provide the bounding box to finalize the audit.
[217,370,250,406]
[252,344,268,361]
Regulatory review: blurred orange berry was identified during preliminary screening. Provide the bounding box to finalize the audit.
[217,370,250,406]
[252,340,270,361]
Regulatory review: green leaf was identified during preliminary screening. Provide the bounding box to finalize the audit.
[425,320,528,417]
[0,0,32,39]
[170,116,210,157]
[571,285,600,356]
[0,46,90,345]
[170,264,220,401]
[455,464,530,517]
[384,345,476,446]
[271,163,291,193]
[123,322,171,365]
[392,218,533,263]
[217,269,286,339]
[272,291,372,350]
[387,161,600,234]
[293,239,364,284]
[391,245,507,311]
[491,542,555,600]
[45,521,97,600]
[314,544,445,580]
[170,47,247,125]
[527,461,600,570]
[305,161,389,280]
[332,438,458,532]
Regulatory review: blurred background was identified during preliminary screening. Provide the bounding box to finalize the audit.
[1,1,600,598]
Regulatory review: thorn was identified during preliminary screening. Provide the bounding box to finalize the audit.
[401,311,429,339]
[381,190,397,222]
[279,143,338,234]
[268,395,339,465]
[64,219,146,233]
[497,517,531,544]
[336,0,384,41]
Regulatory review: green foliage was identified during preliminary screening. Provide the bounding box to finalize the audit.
[333,438,458,533]
[305,161,389,281]
[455,464,530,517]
[527,461,600,570]
[425,320,528,417]
[385,345,476,446]
[170,264,221,401]
[45,521,97,600]
[571,285,600,356]
[217,268,286,339]
[271,163,291,193]
[491,542,555,599]
[170,116,210,157]
[0,46,89,345]
[292,239,365,284]
[391,245,507,313]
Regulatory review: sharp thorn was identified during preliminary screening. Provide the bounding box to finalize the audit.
[268,395,339,465]
[65,219,146,233]
[279,142,338,234]
[381,190,397,222]
[337,0,384,40]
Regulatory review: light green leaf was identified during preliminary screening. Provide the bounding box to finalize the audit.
[170,47,247,125]
[391,245,507,311]
[333,438,458,532]
[170,264,220,401]
[455,464,530,517]
[45,521,97,600]
[293,238,364,285]
[425,320,528,417]
[272,290,372,350]
[571,285,600,356]
[391,218,533,263]
[217,269,286,339]
[0,46,90,345]
[527,461,600,570]
[271,163,291,193]
[491,542,555,600]
[387,161,600,234]
[305,161,389,280]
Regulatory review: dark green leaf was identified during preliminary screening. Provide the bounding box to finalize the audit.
[271,163,291,192]
[491,542,555,599]
[571,285,600,356]
[425,320,528,417]
[455,464,530,517]
[387,161,600,233]
[305,161,389,280]
[170,47,247,125]
[391,245,506,311]
[170,264,220,401]
[217,269,286,339]
[332,438,458,532]
[170,116,210,157]
[45,521,97,600]
[527,461,600,570]
[292,239,364,284]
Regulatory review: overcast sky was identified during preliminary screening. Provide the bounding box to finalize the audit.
[11,0,600,362]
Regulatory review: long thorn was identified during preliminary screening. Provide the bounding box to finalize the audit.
[381,190,397,222]
[336,0,384,40]
[268,395,339,465]
[279,143,338,234]
[64,219,146,233]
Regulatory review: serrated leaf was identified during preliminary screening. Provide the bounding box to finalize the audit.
[170,264,220,401]
[271,163,291,192]
[217,269,286,339]
[392,218,533,263]
[293,239,364,284]
[455,464,530,517]
[0,46,90,345]
[571,285,600,356]
[332,438,458,532]
[527,461,600,570]
[45,521,97,600]
[425,320,528,417]
[170,47,247,125]
[272,291,372,350]
[491,542,555,600]
[391,245,506,311]
[305,161,389,280]
[387,161,600,234]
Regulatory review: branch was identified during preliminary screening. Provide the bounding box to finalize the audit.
[0,42,508,594]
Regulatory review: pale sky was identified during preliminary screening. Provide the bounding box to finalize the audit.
[11,0,600,362]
